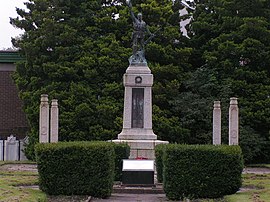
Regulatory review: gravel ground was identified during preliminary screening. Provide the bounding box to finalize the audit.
[3,164,270,174]
[243,167,270,174]
[47,195,91,202]
[0,163,38,172]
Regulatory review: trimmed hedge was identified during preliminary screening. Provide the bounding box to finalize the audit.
[35,141,115,198]
[113,143,130,181]
[155,144,167,183]
[163,144,244,200]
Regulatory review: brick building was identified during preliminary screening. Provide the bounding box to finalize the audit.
[0,51,29,140]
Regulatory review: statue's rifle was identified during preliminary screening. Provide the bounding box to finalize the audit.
[144,28,161,45]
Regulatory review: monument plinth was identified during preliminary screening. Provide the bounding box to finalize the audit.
[118,64,156,140]
[113,64,168,159]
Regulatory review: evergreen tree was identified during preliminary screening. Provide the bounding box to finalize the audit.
[188,0,270,162]
[11,0,191,159]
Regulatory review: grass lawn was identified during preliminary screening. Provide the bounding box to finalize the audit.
[190,172,270,202]
[0,162,46,202]
[0,161,36,166]
[224,173,270,202]
[182,165,270,202]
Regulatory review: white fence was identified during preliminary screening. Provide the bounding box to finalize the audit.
[0,135,27,161]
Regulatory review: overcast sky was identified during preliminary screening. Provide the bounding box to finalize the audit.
[0,0,194,50]
[0,0,26,49]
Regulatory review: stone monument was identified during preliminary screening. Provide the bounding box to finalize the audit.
[39,95,59,143]
[50,99,59,143]
[229,97,239,145]
[39,94,49,143]
[112,1,168,159]
[213,101,221,145]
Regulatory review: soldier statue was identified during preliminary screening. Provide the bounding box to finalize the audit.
[126,0,154,65]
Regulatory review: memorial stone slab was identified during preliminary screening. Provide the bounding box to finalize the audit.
[0,140,3,161]
[122,160,155,185]
[4,135,19,161]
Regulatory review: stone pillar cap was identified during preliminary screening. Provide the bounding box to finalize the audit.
[40,94,48,102]
[230,97,238,105]
[214,101,221,107]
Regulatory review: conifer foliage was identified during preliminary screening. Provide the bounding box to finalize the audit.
[11,0,270,163]
[11,0,190,159]
[187,0,270,162]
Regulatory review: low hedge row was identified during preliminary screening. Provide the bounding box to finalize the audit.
[155,144,166,183]
[35,141,115,198]
[160,144,244,200]
[113,143,130,181]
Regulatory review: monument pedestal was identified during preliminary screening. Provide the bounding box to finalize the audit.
[118,128,156,140]
[112,64,168,159]
[113,139,168,159]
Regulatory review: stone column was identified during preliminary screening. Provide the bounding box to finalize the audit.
[229,97,239,145]
[50,99,59,143]
[213,101,221,145]
[39,94,49,143]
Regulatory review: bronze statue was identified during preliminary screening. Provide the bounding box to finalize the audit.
[126,0,153,65]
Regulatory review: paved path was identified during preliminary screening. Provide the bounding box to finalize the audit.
[243,167,270,174]
[0,163,37,172]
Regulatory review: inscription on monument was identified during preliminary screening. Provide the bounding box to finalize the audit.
[132,88,144,128]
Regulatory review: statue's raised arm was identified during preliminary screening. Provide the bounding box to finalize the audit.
[126,0,137,23]
[126,0,132,8]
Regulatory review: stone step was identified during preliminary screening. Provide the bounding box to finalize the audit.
[113,184,164,194]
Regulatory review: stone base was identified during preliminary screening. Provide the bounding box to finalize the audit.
[126,64,151,74]
[118,128,157,140]
[112,139,169,160]
[113,184,165,194]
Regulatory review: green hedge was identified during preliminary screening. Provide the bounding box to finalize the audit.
[155,144,167,183]
[113,143,130,181]
[35,141,115,198]
[163,144,244,200]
